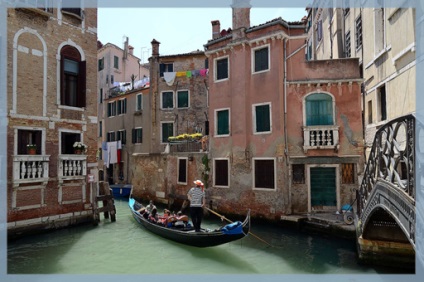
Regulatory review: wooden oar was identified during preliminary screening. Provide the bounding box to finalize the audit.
[204,207,275,248]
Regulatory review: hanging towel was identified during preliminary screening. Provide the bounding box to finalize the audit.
[176,71,186,77]
[163,72,176,86]
[107,141,118,166]
[200,69,208,76]
[192,69,200,77]
[102,141,108,165]
[117,140,122,163]
[186,71,192,78]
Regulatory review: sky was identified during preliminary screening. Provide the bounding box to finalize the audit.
[97,7,307,63]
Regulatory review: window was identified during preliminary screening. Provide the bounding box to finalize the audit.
[215,57,229,81]
[374,8,385,55]
[132,128,143,144]
[114,55,119,69]
[345,31,351,58]
[306,39,312,61]
[367,100,373,124]
[117,98,127,115]
[62,3,81,18]
[177,90,189,108]
[253,46,269,73]
[214,158,229,187]
[177,158,188,184]
[292,164,305,184]
[159,63,173,77]
[99,121,102,137]
[108,101,116,117]
[99,88,103,104]
[341,163,355,184]
[117,130,126,145]
[111,75,114,84]
[161,122,174,143]
[253,158,275,189]
[378,85,387,121]
[355,15,363,50]
[136,94,143,111]
[18,129,42,155]
[253,103,271,134]
[107,131,116,142]
[161,91,174,109]
[60,45,85,108]
[98,57,104,71]
[215,109,230,136]
[316,19,323,45]
[305,93,334,126]
[61,132,81,154]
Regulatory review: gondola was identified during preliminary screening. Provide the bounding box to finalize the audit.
[128,198,250,248]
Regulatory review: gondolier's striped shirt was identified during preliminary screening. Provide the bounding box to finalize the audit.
[187,187,205,207]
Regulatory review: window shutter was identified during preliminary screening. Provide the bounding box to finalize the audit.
[78,61,86,107]
[132,129,136,144]
[159,63,165,77]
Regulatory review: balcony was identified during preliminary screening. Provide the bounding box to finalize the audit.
[58,154,87,181]
[13,155,50,187]
[303,125,340,153]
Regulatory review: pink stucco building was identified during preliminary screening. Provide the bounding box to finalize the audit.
[203,2,364,219]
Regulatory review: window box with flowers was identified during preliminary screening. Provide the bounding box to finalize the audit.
[73,142,87,154]
[27,144,37,155]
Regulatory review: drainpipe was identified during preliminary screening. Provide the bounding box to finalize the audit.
[283,38,290,214]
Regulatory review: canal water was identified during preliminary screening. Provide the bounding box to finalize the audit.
[7,198,408,275]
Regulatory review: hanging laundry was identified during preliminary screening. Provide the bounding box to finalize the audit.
[163,72,176,86]
[117,140,122,163]
[200,69,208,76]
[102,141,108,165]
[186,71,192,78]
[176,71,186,77]
[107,141,118,167]
[192,70,200,77]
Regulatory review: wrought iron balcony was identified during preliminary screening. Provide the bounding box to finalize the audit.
[13,155,50,186]
[58,154,87,181]
[303,125,340,153]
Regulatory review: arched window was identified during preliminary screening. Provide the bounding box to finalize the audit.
[60,45,86,107]
[305,93,333,126]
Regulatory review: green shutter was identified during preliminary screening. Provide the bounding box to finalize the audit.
[256,105,270,132]
[177,91,189,108]
[217,110,229,135]
[306,93,333,126]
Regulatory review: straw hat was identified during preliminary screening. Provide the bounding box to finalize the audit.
[193,180,203,186]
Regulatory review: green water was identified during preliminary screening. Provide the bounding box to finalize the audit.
[7,198,405,274]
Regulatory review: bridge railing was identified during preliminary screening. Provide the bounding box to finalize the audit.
[357,114,416,218]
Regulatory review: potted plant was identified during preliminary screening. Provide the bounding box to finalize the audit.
[27,144,37,155]
[73,142,87,154]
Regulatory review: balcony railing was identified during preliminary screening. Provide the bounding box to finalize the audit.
[13,155,50,184]
[59,154,87,180]
[303,125,339,153]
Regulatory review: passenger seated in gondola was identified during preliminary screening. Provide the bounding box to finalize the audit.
[137,207,150,219]
[145,200,156,213]
[173,211,189,228]
[148,207,158,223]
[158,209,171,226]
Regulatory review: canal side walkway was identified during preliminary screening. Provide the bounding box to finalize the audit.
[280,211,356,239]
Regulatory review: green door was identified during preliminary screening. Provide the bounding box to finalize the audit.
[310,167,337,208]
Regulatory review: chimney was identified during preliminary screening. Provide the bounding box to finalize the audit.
[128,45,134,55]
[231,0,251,31]
[211,20,221,39]
[151,39,160,57]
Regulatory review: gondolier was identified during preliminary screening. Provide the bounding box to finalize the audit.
[187,180,206,232]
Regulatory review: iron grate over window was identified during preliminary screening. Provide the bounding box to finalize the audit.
[292,164,305,184]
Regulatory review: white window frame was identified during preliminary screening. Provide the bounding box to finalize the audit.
[160,91,174,110]
[251,44,270,74]
[136,93,143,111]
[252,102,272,135]
[252,157,277,191]
[177,157,188,185]
[214,55,230,82]
[160,121,174,144]
[176,89,190,109]
[213,158,230,188]
[214,108,231,137]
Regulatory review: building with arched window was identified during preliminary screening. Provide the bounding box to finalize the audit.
[5,3,98,238]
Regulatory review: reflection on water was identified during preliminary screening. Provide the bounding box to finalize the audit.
[7,198,408,274]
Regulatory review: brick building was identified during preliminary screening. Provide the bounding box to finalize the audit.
[6,4,98,237]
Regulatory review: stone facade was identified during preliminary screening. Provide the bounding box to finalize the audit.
[6,6,98,237]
